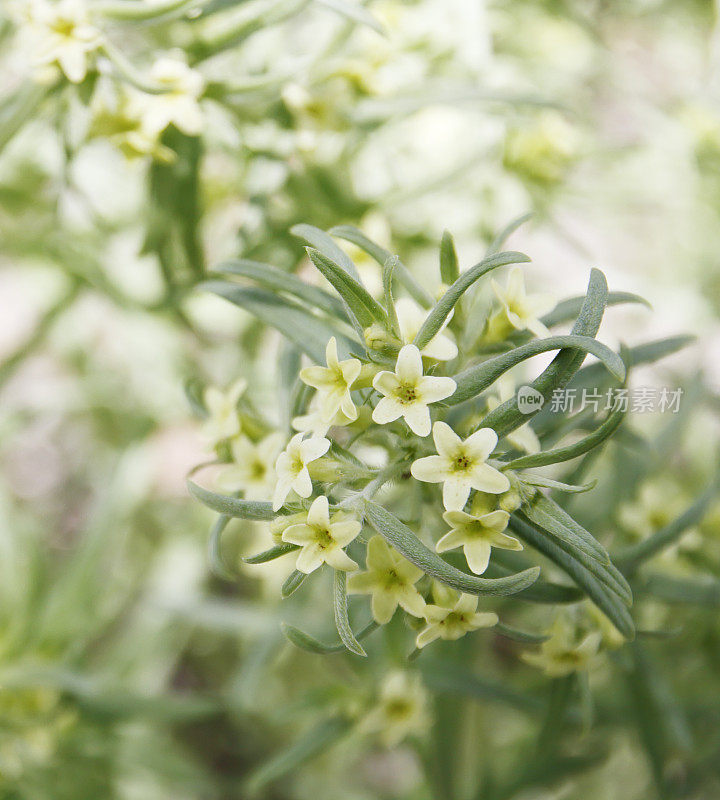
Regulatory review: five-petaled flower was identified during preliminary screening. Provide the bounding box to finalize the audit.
[411,421,510,510]
[437,509,521,574]
[201,378,247,446]
[300,337,361,424]
[486,266,555,340]
[272,433,330,510]
[347,536,426,624]
[359,671,430,747]
[133,56,205,137]
[26,0,102,84]
[216,433,284,499]
[416,590,498,649]
[281,496,361,573]
[372,345,456,437]
[521,615,602,677]
[395,297,458,361]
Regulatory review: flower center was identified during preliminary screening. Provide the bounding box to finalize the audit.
[250,460,266,481]
[383,568,404,589]
[452,451,472,473]
[396,383,418,404]
[52,18,77,38]
[314,526,334,550]
[385,698,413,719]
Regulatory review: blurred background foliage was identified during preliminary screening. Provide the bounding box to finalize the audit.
[0,0,719,798]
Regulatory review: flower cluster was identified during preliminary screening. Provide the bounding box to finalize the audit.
[192,226,649,664]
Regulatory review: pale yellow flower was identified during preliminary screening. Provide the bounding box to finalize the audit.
[216,433,284,500]
[347,536,426,624]
[360,671,430,747]
[299,337,361,423]
[281,496,361,573]
[291,394,354,437]
[416,591,498,649]
[133,56,205,136]
[411,421,510,510]
[372,345,456,437]
[487,267,555,340]
[438,509,522,574]
[272,433,330,511]
[201,378,247,446]
[521,615,601,677]
[395,297,458,361]
[26,0,102,84]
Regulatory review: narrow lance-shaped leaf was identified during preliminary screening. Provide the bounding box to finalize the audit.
[207,514,237,580]
[200,282,362,362]
[616,475,720,573]
[478,268,608,437]
[502,408,625,471]
[518,474,597,494]
[329,224,435,307]
[332,570,367,657]
[363,500,540,597]
[494,623,549,644]
[440,230,460,284]
[485,212,533,256]
[281,620,379,654]
[188,480,276,520]
[243,543,299,564]
[414,250,531,352]
[212,258,347,319]
[449,334,625,406]
[291,223,360,279]
[383,256,401,336]
[541,291,650,328]
[306,247,390,330]
[245,717,351,795]
[281,569,308,598]
[509,516,635,639]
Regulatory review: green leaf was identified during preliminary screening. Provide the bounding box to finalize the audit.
[213,258,347,319]
[495,623,549,644]
[281,620,379,654]
[478,268,609,438]
[363,500,540,597]
[245,717,350,795]
[449,334,625,405]
[291,223,360,279]
[518,474,597,494]
[572,335,696,388]
[382,255,401,336]
[439,230,460,284]
[503,409,625,470]
[486,212,533,256]
[243,543,299,564]
[329,224,435,307]
[306,247,390,330]
[281,569,308,598]
[616,476,720,573]
[641,573,720,607]
[509,516,635,639]
[207,514,238,581]
[414,250,531,352]
[188,481,276,520]
[332,570,367,656]
[200,281,362,362]
[541,291,650,328]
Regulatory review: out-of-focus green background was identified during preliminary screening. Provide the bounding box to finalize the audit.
[1,1,719,798]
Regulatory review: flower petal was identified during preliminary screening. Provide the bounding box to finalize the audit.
[397,586,426,617]
[299,436,331,462]
[347,572,377,594]
[402,402,431,437]
[432,421,462,458]
[418,375,456,404]
[395,344,423,384]
[330,519,362,547]
[281,523,315,546]
[371,590,398,624]
[410,455,447,483]
[442,478,471,511]
[416,623,442,649]
[464,540,492,574]
[296,544,325,574]
[422,333,458,362]
[292,467,313,498]
[325,548,358,572]
[372,371,399,396]
[468,463,510,494]
[306,495,330,527]
[464,427,498,462]
[372,396,405,426]
[366,535,395,572]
